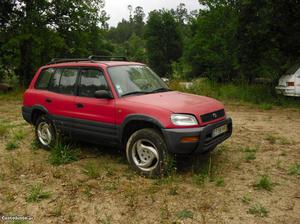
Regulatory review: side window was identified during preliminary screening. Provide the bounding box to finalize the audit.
[48,68,63,93]
[59,68,79,95]
[78,69,108,98]
[35,68,55,90]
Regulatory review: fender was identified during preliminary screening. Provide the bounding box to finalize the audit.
[29,105,49,124]
[118,114,164,141]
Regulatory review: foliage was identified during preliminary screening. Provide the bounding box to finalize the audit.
[1,1,299,86]
[26,184,51,203]
[145,10,183,77]
[49,141,79,166]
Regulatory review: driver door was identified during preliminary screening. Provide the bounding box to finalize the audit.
[72,68,117,144]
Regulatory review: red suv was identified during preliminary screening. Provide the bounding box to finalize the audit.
[22,56,232,177]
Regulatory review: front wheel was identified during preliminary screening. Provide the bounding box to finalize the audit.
[35,115,56,149]
[126,128,173,178]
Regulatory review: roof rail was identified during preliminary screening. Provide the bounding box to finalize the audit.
[47,58,93,65]
[47,55,128,65]
[88,55,127,61]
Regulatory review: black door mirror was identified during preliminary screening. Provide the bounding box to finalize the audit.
[94,90,113,99]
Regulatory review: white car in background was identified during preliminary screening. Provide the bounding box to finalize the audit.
[276,64,300,97]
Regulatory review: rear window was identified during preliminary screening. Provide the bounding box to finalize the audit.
[35,68,55,89]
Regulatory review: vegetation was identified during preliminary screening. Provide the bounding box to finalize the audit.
[253,175,273,191]
[1,1,299,98]
[248,204,269,217]
[49,141,79,166]
[26,184,51,203]
[288,164,300,175]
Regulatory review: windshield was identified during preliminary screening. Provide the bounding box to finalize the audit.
[285,64,300,75]
[108,65,170,97]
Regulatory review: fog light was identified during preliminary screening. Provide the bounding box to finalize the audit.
[180,136,199,143]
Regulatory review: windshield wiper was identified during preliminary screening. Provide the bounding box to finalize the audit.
[150,88,172,93]
[121,91,148,97]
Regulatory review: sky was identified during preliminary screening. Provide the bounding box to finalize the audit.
[104,0,200,27]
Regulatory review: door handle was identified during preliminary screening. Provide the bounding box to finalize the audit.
[76,103,84,108]
[45,98,52,103]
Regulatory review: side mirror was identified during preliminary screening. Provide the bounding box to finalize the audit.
[94,90,113,99]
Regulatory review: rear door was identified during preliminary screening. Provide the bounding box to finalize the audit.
[46,67,79,132]
[72,68,117,144]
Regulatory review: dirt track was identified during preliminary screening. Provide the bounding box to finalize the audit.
[0,99,299,224]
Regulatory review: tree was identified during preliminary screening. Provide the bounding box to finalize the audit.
[0,0,110,86]
[145,10,182,76]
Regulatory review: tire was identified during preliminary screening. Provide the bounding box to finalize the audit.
[126,128,173,178]
[35,115,56,149]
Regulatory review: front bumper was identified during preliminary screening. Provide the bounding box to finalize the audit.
[275,86,297,96]
[162,117,232,154]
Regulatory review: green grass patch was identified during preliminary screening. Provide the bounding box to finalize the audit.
[0,89,24,101]
[175,209,194,220]
[264,134,277,144]
[253,175,273,191]
[248,204,269,217]
[26,184,51,202]
[258,103,273,110]
[0,122,10,136]
[82,162,101,179]
[215,176,225,187]
[49,141,79,166]
[13,129,26,141]
[245,153,256,162]
[288,164,300,175]
[5,141,19,150]
[240,146,258,153]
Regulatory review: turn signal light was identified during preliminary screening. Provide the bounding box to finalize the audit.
[287,82,294,86]
[180,136,200,143]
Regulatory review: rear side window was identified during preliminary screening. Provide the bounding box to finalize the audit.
[59,68,79,95]
[35,68,55,89]
[78,69,108,98]
[48,68,63,92]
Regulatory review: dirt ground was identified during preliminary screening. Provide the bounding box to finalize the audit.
[0,97,299,224]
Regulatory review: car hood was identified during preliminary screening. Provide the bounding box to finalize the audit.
[124,91,224,115]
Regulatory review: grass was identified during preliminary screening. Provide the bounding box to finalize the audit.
[0,89,24,101]
[264,134,277,144]
[259,103,273,110]
[5,141,19,150]
[0,122,10,136]
[170,79,300,109]
[26,184,51,202]
[288,164,300,175]
[240,146,258,153]
[241,195,252,205]
[253,175,273,191]
[175,209,194,220]
[82,162,101,178]
[248,204,269,217]
[245,153,256,162]
[49,140,79,166]
[13,129,26,141]
[215,176,225,187]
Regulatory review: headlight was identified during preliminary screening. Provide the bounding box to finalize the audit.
[171,114,198,126]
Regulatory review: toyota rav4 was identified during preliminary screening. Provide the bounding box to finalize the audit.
[22,56,232,177]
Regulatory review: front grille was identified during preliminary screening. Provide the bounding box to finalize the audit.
[200,109,225,123]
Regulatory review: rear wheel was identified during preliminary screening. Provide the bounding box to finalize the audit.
[35,115,56,149]
[126,128,172,178]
